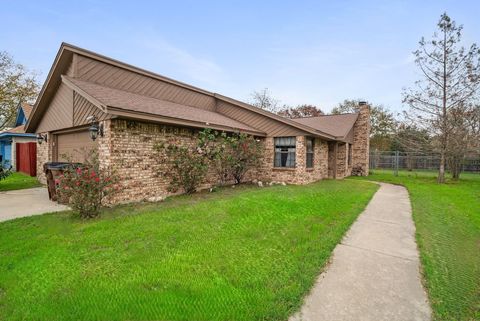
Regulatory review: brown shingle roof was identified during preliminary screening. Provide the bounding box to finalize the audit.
[26,43,337,140]
[293,113,358,138]
[1,125,26,134]
[64,76,264,135]
[21,103,33,120]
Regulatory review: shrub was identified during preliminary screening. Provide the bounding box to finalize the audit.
[199,129,263,185]
[154,142,209,194]
[226,133,262,184]
[0,166,12,181]
[351,164,366,176]
[155,129,263,194]
[56,152,118,218]
[198,129,231,186]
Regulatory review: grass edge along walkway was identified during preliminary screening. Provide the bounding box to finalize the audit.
[350,171,480,321]
[0,179,378,321]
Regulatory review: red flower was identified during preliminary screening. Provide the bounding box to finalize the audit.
[91,171,96,178]
[76,181,81,186]
[95,177,100,183]
[76,168,82,174]
[54,179,60,185]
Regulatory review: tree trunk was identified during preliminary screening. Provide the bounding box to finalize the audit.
[438,151,446,183]
[450,155,462,180]
[438,28,448,185]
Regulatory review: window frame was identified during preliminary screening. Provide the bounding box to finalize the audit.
[306,137,314,168]
[274,137,296,168]
[348,143,352,166]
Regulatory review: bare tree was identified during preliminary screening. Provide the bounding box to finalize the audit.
[403,13,480,183]
[467,103,480,146]
[446,105,471,179]
[277,104,324,118]
[0,52,39,130]
[250,88,280,113]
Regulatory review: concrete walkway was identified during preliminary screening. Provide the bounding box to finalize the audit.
[0,187,69,222]
[291,183,431,321]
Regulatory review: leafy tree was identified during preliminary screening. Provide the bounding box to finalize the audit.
[0,51,39,130]
[390,124,433,153]
[402,13,480,183]
[250,88,280,113]
[332,99,397,151]
[277,104,324,118]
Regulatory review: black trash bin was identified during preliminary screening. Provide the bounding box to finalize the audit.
[43,162,82,202]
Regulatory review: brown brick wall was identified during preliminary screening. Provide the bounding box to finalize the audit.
[102,123,330,203]
[36,133,52,184]
[352,105,370,175]
[257,136,328,184]
[36,119,339,204]
[336,143,347,178]
[100,119,266,204]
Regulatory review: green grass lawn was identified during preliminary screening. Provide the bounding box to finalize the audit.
[352,170,480,321]
[0,172,41,192]
[0,180,377,321]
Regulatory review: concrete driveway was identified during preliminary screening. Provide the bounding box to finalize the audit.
[0,187,69,222]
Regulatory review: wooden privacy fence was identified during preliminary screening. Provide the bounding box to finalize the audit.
[16,142,37,176]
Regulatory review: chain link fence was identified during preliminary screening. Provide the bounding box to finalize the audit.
[369,151,480,174]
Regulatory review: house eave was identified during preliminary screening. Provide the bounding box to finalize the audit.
[106,106,267,137]
[0,133,36,139]
[214,94,337,140]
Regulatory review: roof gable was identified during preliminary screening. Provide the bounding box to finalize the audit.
[26,43,337,139]
[15,105,26,127]
[62,76,265,136]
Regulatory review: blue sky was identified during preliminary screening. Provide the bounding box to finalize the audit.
[1,0,479,113]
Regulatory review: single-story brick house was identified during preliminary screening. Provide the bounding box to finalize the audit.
[25,43,369,204]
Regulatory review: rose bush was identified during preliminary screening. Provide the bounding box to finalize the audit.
[56,153,118,218]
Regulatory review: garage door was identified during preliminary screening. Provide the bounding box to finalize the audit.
[55,130,98,163]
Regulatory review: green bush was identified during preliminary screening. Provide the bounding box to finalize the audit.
[155,129,263,194]
[0,165,12,181]
[199,129,263,185]
[56,152,119,218]
[154,140,209,194]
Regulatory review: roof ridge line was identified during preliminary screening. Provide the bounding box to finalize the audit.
[62,43,336,140]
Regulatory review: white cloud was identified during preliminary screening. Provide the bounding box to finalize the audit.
[138,35,227,87]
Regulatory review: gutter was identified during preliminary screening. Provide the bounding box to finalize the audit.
[106,106,267,137]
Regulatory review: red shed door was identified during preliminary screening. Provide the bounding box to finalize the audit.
[16,142,37,176]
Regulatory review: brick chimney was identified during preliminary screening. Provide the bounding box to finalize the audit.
[351,101,370,175]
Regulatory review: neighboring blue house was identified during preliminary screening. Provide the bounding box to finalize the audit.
[0,103,36,170]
